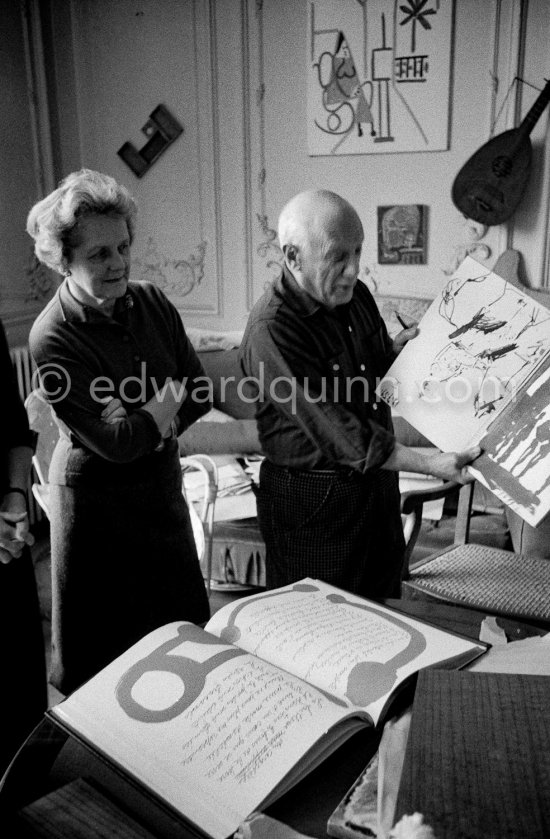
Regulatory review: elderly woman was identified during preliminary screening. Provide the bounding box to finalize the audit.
[0,319,47,772]
[27,169,210,695]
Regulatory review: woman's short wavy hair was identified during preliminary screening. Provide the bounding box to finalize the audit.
[26,168,137,274]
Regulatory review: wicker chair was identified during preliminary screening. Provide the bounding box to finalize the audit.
[401,481,550,627]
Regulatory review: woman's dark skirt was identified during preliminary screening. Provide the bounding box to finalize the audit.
[49,439,209,695]
[0,547,47,775]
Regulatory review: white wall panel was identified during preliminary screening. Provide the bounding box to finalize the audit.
[69,0,223,317]
[17,0,548,334]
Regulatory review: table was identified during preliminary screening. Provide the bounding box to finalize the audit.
[1,601,545,838]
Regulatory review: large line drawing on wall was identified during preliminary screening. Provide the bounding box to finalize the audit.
[307,0,454,155]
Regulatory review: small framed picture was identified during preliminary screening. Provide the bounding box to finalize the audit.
[377,204,428,265]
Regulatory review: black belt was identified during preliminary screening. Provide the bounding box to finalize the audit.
[267,462,358,479]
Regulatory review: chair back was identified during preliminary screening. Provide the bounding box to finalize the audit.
[25,389,59,486]
[24,389,60,519]
[181,454,219,596]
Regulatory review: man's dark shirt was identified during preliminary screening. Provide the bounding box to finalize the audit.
[239,267,397,472]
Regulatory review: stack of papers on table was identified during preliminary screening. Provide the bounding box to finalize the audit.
[182,455,260,521]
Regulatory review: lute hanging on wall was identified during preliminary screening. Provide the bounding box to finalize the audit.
[452,79,550,226]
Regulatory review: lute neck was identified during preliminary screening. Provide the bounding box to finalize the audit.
[519,79,550,138]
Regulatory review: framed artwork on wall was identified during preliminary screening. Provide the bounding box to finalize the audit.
[377,204,428,265]
[307,0,455,156]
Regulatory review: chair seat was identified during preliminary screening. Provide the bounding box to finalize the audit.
[405,544,550,624]
[210,519,266,588]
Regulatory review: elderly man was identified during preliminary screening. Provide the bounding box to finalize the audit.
[239,190,479,597]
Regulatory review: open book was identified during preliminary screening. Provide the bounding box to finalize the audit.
[48,579,485,839]
[377,256,550,526]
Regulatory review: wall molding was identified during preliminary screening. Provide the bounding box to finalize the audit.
[245,0,283,310]
[8,0,58,332]
[20,0,56,198]
[240,0,254,311]
[132,235,208,300]
[67,0,223,316]
[181,0,224,315]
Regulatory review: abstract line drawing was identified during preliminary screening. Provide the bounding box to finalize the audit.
[399,0,437,53]
[308,0,453,155]
[313,29,376,143]
[376,256,550,454]
[428,272,550,419]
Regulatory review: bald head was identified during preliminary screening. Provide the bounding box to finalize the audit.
[278,190,361,252]
[277,190,364,309]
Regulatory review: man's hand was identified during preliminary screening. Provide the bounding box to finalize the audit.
[382,441,481,484]
[0,547,14,565]
[422,445,481,484]
[392,317,419,354]
[0,511,34,561]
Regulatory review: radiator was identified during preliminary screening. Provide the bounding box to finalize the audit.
[10,345,42,525]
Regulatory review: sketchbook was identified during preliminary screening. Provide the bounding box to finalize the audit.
[47,579,485,839]
[377,255,550,526]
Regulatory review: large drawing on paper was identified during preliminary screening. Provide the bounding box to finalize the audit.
[308,0,454,155]
[377,256,550,453]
